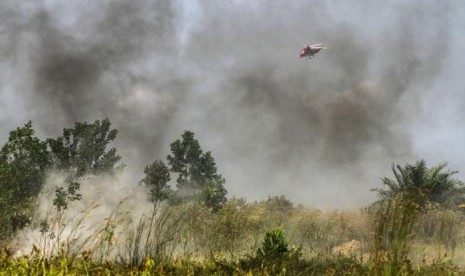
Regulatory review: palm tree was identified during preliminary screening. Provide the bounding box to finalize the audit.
[373,160,465,209]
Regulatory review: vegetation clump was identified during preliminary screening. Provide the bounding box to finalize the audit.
[1,120,465,274]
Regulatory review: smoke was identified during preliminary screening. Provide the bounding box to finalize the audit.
[1,0,463,208]
[12,172,155,258]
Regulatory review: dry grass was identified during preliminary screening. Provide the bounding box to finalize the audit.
[3,195,465,274]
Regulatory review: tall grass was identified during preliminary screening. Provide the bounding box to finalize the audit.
[372,195,420,274]
[120,201,184,266]
[3,195,465,274]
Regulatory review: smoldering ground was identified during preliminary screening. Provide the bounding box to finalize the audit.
[12,172,161,258]
[0,0,463,208]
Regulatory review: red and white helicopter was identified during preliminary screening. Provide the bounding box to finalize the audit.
[299,43,326,59]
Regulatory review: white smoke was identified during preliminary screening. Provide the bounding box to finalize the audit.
[0,0,464,209]
[12,172,155,259]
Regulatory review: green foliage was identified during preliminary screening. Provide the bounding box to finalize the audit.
[47,118,122,178]
[256,228,289,261]
[373,160,465,209]
[47,118,121,215]
[199,179,228,212]
[167,130,227,210]
[141,160,172,203]
[240,228,307,274]
[53,186,69,212]
[0,122,49,240]
[53,181,82,212]
[0,119,122,243]
[0,121,49,199]
[0,253,461,275]
[167,130,204,184]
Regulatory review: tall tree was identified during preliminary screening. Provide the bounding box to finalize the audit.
[167,131,227,210]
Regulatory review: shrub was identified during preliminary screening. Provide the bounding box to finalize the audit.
[257,228,289,261]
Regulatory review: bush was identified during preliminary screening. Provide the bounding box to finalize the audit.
[257,228,289,261]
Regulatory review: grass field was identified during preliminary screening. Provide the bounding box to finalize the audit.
[2,195,465,275]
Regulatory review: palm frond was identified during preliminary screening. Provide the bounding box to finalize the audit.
[373,160,465,209]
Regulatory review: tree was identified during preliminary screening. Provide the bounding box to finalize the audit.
[0,122,49,238]
[47,118,122,216]
[372,160,465,209]
[141,160,173,203]
[167,131,227,210]
[47,118,122,178]
[0,122,49,199]
[0,119,122,242]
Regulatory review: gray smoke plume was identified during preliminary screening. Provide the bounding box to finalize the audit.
[1,0,463,208]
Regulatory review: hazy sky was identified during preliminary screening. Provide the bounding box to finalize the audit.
[1,0,464,208]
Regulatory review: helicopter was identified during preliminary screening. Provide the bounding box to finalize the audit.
[300,43,326,59]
